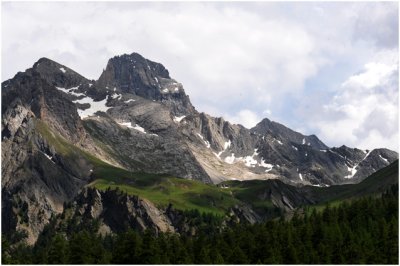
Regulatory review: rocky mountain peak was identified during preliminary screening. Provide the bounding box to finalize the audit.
[96,52,195,116]
[31,57,87,88]
[252,117,328,150]
[97,52,170,92]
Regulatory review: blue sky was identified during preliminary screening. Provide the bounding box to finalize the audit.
[2,1,398,151]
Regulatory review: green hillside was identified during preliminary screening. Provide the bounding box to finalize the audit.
[89,164,240,216]
[307,159,398,204]
[37,119,398,217]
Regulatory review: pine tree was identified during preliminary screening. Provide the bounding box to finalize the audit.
[139,230,161,264]
[112,229,142,264]
[1,236,13,264]
[228,246,248,264]
[47,234,68,264]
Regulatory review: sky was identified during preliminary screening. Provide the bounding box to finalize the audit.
[2,1,399,151]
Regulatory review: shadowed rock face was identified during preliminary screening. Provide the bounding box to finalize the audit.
[54,187,264,236]
[2,52,398,244]
[74,187,175,235]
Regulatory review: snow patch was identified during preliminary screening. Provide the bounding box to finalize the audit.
[344,150,373,179]
[124,99,135,103]
[59,67,66,73]
[174,116,186,123]
[118,122,134,129]
[56,86,85,97]
[243,155,258,167]
[132,124,146,133]
[259,159,273,169]
[320,149,327,152]
[197,133,210,148]
[162,88,169,93]
[88,83,93,87]
[276,139,283,145]
[41,151,55,164]
[224,140,232,150]
[379,154,389,164]
[299,173,303,181]
[74,96,110,119]
[242,149,259,167]
[224,153,236,164]
[259,159,273,172]
[215,140,232,159]
[345,166,357,179]
[111,93,122,100]
[302,138,305,145]
[292,145,298,151]
[311,183,330,187]
[44,153,53,161]
[174,87,179,92]
[154,77,158,83]
[118,121,147,134]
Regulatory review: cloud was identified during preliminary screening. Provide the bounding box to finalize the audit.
[224,109,262,129]
[311,49,398,151]
[352,2,399,48]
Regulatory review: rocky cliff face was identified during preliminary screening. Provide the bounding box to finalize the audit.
[97,53,195,116]
[2,52,398,244]
[73,187,175,235]
[55,187,262,237]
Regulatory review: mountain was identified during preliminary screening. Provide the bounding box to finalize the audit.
[2,52,398,244]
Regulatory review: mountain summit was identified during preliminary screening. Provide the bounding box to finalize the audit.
[97,52,195,116]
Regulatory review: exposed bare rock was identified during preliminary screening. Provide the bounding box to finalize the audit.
[228,204,262,225]
[97,53,195,116]
[73,187,175,234]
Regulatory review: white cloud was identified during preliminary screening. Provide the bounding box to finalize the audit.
[352,2,399,48]
[342,51,398,89]
[313,50,398,151]
[225,109,261,129]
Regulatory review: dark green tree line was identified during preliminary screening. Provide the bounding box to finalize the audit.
[3,185,398,264]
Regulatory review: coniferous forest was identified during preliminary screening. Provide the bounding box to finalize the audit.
[2,185,398,264]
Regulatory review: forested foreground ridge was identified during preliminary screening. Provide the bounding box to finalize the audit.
[2,185,398,264]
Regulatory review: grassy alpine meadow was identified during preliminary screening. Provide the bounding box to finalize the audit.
[89,164,240,216]
[36,120,250,216]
